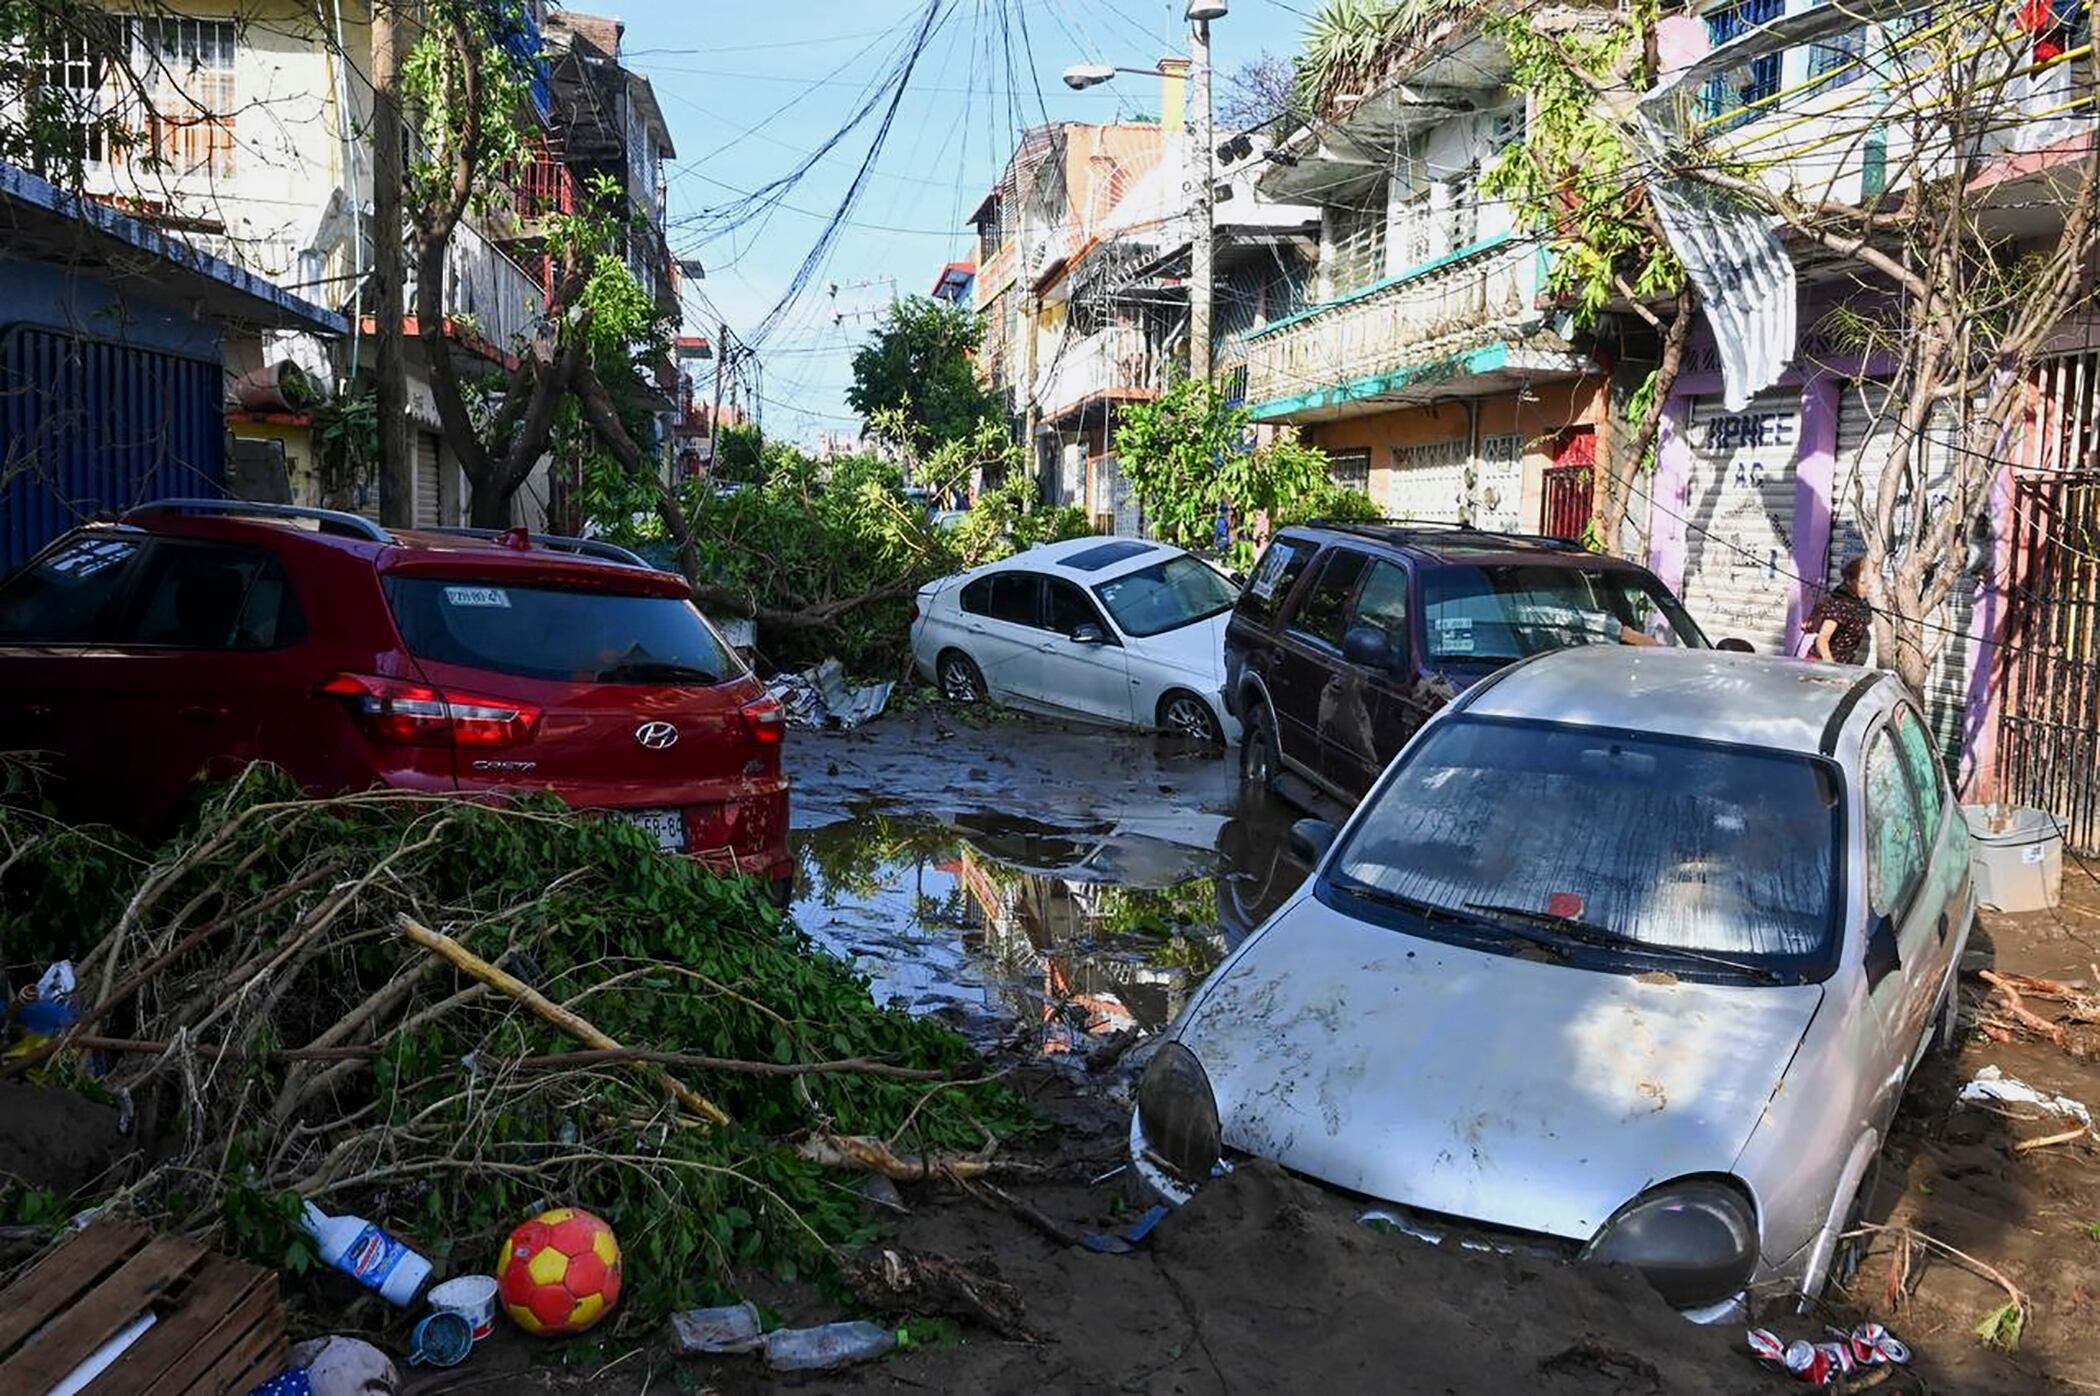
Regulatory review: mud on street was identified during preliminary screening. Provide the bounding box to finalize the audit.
[612,706,2100,1396]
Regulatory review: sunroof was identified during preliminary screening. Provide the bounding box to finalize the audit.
[1057,540,1156,572]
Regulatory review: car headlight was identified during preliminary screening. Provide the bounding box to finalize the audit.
[1581,1180,1757,1309]
[1136,1041,1222,1184]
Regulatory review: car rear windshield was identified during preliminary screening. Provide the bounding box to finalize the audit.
[1421,564,1706,663]
[1328,716,1840,974]
[1092,556,1237,638]
[386,578,742,685]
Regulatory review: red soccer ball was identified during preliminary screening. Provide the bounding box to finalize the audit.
[496,1208,622,1336]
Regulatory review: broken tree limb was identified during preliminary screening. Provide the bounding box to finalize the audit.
[2012,1126,2092,1154]
[509,1048,950,1080]
[958,1176,1083,1249]
[395,914,731,1126]
[797,1132,1043,1181]
[1980,971,2070,1045]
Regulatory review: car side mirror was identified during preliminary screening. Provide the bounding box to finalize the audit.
[1864,913,1902,989]
[1071,622,1105,645]
[1341,624,1396,670]
[1290,818,1338,865]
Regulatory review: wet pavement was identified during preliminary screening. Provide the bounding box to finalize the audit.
[785,705,1312,1053]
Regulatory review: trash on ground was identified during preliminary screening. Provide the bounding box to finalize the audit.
[290,1336,399,1396]
[427,1273,499,1342]
[0,1219,286,1396]
[1081,1203,1169,1255]
[407,1310,474,1368]
[1749,1323,1912,1385]
[498,1208,622,1336]
[1958,1065,2093,1128]
[671,1300,765,1354]
[762,1319,898,1372]
[301,1199,431,1307]
[841,1247,1031,1338]
[767,658,894,730]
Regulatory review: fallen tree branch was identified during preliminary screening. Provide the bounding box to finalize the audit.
[1980,971,2069,1045]
[797,1132,1042,1181]
[1853,1222,2028,1334]
[509,1047,950,1080]
[2012,1126,2091,1154]
[396,914,731,1126]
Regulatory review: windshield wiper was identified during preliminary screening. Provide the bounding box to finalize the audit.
[596,659,722,684]
[1462,902,1783,984]
[1336,882,1537,946]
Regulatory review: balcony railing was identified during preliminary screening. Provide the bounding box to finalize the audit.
[1034,324,1160,418]
[1244,237,1534,411]
[407,217,546,358]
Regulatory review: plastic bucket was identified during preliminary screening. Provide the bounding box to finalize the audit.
[428,1274,499,1342]
[1960,805,2064,913]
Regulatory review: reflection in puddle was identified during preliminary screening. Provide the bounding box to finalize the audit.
[792,802,1307,1055]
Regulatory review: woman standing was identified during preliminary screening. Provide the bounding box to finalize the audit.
[1803,556,1872,664]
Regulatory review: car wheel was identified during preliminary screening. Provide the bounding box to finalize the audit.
[1825,1154,1884,1296]
[937,650,986,704]
[1241,701,1281,790]
[1159,691,1223,745]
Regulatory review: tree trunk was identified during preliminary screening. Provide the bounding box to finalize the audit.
[1597,288,1693,559]
[468,475,514,530]
[370,1,412,528]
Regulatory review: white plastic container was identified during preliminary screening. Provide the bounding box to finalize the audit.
[301,1201,432,1307]
[428,1274,499,1341]
[1961,805,2064,913]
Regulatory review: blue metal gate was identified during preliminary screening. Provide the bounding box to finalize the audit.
[0,326,225,571]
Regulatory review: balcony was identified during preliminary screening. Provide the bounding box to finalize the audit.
[1244,236,1560,420]
[405,216,546,362]
[1034,324,1160,421]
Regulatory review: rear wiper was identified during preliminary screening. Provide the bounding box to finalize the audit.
[596,660,721,684]
[1462,902,1783,984]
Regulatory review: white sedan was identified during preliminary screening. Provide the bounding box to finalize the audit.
[910,537,1241,744]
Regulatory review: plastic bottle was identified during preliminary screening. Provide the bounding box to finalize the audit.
[300,1201,431,1307]
[762,1321,897,1372]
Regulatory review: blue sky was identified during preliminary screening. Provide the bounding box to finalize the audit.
[608,1,1312,445]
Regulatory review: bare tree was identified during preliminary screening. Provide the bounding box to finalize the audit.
[1218,52,1302,135]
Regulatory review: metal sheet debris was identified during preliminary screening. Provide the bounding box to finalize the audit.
[767,658,894,731]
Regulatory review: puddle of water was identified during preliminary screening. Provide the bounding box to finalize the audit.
[791,800,1310,1055]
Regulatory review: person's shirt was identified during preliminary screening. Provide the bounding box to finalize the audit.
[1807,585,1871,663]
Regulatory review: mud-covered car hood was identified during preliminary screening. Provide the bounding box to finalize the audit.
[1133,611,1229,682]
[1177,898,1822,1241]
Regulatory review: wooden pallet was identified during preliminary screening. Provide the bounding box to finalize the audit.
[0,1220,286,1396]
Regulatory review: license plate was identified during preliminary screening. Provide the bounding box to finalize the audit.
[615,807,685,851]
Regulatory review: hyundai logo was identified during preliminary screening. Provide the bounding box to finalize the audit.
[634,721,679,750]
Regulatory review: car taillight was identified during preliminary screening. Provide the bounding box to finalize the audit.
[321,673,540,748]
[740,696,785,747]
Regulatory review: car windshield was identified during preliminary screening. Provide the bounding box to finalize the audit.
[387,578,743,684]
[1327,716,1840,975]
[1092,556,1237,638]
[1421,564,1706,663]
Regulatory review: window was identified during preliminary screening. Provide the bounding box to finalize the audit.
[1328,195,1387,296]
[1420,564,1707,662]
[1286,549,1369,649]
[386,579,740,684]
[1892,704,1946,836]
[1807,25,1867,90]
[1238,538,1319,626]
[1045,578,1105,636]
[1328,716,1842,971]
[136,18,237,177]
[1350,560,1410,648]
[126,541,302,649]
[1865,729,1927,920]
[1058,539,1155,572]
[0,535,143,642]
[39,20,116,167]
[1327,449,1371,494]
[1092,556,1237,638]
[1700,0,1785,130]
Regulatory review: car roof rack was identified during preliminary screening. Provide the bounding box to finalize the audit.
[414,526,654,570]
[124,498,392,544]
[1304,518,1588,552]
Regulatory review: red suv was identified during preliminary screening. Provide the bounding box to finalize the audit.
[0,501,792,900]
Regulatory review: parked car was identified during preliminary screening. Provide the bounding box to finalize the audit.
[910,537,1240,744]
[1228,521,1710,809]
[0,502,793,900]
[1132,646,1974,1320]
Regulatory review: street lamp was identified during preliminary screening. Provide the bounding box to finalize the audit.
[1064,0,1224,382]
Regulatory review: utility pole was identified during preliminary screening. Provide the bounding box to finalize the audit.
[708,321,728,478]
[1188,6,1216,385]
[371,0,412,526]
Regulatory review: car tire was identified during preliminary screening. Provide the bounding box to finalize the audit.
[937,650,986,704]
[1241,701,1281,791]
[1824,1153,1884,1297]
[1158,690,1224,745]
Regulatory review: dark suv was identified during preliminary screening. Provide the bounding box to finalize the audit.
[1227,522,1706,809]
[0,501,792,899]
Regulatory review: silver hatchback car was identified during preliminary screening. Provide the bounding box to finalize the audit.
[1131,647,1974,1320]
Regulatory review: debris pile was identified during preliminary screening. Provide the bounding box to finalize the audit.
[0,769,1022,1328]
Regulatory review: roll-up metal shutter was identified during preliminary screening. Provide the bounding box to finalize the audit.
[1681,390,1802,656]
